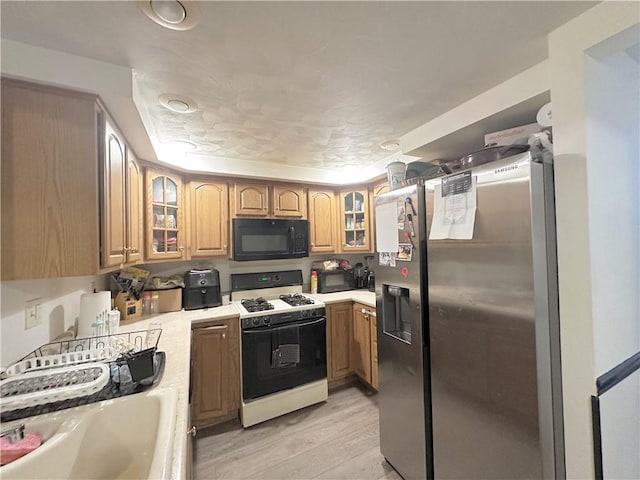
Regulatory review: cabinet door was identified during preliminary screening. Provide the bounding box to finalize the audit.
[1,79,100,280]
[233,182,269,216]
[101,119,126,267]
[308,189,337,253]
[352,303,372,384]
[339,189,371,252]
[146,170,185,259]
[272,184,307,218]
[191,324,229,422]
[126,150,143,264]
[370,312,378,390]
[327,303,353,382]
[189,180,228,257]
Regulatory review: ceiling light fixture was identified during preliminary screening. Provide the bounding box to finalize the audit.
[159,94,198,113]
[150,0,186,24]
[379,139,401,152]
[138,0,200,31]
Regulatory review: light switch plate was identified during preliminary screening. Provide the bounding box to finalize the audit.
[25,298,42,330]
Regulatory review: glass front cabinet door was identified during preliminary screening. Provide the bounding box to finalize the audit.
[339,189,371,252]
[146,169,185,260]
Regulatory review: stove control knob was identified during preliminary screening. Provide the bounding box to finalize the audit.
[301,309,309,318]
[252,317,261,326]
[263,316,271,325]
[199,279,207,286]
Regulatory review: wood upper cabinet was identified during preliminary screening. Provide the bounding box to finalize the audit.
[126,150,143,264]
[145,169,186,260]
[191,317,240,426]
[1,78,100,280]
[232,181,306,218]
[101,118,126,268]
[188,179,229,257]
[308,189,337,253]
[326,302,353,382]
[233,181,269,217]
[100,114,144,268]
[271,184,307,218]
[338,189,371,252]
[352,303,372,384]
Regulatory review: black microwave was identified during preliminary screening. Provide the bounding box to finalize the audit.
[232,218,309,261]
[315,269,355,293]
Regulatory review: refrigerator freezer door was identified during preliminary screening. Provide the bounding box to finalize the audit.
[376,184,432,480]
[425,154,543,479]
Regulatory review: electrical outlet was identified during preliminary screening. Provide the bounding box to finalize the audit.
[25,298,42,330]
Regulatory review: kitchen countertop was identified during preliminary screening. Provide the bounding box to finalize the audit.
[309,290,376,308]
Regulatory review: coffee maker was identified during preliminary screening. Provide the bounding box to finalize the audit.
[364,255,375,292]
[354,262,366,289]
[183,269,222,310]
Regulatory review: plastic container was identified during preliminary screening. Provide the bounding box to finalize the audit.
[150,293,159,315]
[142,292,152,316]
[386,161,406,190]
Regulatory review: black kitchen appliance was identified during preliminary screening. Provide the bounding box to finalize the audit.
[314,268,355,293]
[354,262,366,289]
[232,218,309,261]
[183,269,221,310]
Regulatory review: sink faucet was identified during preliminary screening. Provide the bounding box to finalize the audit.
[1,423,25,444]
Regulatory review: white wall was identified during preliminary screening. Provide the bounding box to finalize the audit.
[548,3,640,478]
[584,31,640,480]
[0,274,108,367]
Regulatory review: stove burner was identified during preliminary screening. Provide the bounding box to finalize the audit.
[241,297,275,313]
[279,293,315,307]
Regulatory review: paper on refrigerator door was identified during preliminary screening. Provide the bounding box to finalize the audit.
[429,174,477,240]
[375,202,399,252]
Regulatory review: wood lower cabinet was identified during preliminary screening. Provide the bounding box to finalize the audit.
[1,78,100,280]
[191,317,240,427]
[326,302,353,383]
[308,189,338,253]
[188,179,228,257]
[352,303,378,390]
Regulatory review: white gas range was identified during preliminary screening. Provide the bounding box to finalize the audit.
[231,270,327,428]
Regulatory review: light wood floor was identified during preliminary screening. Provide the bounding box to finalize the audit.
[194,384,402,480]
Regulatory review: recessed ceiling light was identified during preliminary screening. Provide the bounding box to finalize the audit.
[150,0,186,24]
[379,139,401,151]
[159,94,198,113]
[138,0,200,31]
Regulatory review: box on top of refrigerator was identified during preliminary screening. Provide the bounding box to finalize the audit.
[484,122,541,147]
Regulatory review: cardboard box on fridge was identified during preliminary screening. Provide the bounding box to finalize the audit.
[484,123,541,147]
[150,288,183,313]
[115,292,142,321]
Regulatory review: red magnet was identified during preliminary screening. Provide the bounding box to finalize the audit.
[401,267,409,278]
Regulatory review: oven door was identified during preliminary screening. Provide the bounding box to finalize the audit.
[242,317,326,401]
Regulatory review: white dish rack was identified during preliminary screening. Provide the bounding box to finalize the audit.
[0,329,162,414]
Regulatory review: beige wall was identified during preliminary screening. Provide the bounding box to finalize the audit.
[548,2,640,478]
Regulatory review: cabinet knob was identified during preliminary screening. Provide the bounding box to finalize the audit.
[222,333,226,339]
[187,426,197,437]
[178,246,185,252]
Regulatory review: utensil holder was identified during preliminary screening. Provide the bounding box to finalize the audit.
[124,348,155,382]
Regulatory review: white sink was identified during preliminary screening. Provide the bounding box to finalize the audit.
[1,386,177,479]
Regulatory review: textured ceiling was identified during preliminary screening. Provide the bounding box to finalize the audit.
[1,1,596,178]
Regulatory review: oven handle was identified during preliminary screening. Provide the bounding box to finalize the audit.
[242,316,326,333]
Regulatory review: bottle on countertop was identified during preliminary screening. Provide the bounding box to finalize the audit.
[150,292,159,315]
[310,271,318,294]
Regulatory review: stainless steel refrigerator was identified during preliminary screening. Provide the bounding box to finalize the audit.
[375,152,564,480]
